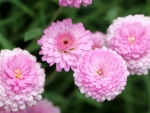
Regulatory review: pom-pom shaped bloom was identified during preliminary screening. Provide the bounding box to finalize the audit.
[38,18,93,72]
[59,0,92,8]
[106,15,150,75]
[74,47,129,102]
[91,31,105,49]
[28,99,60,113]
[0,48,45,112]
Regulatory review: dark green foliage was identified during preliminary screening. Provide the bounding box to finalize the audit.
[0,0,150,113]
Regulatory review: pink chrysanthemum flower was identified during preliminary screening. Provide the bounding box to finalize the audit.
[74,47,129,102]
[91,31,105,49]
[38,18,93,72]
[0,48,45,112]
[28,99,60,113]
[106,15,150,75]
[59,0,92,8]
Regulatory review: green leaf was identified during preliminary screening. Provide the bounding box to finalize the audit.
[25,43,40,53]
[42,91,64,104]
[10,0,35,17]
[0,13,23,26]
[0,33,15,49]
[24,28,43,42]
[105,6,121,22]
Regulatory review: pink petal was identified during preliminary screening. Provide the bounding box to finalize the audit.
[60,59,66,68]
[56,64,62,72]
[54,51,62,57]
[7,79,16,85]
[5,69,14,78]
[63,54,70,61]
[14,86,19,91]
[18,81,27,88]
[64,64,70,72]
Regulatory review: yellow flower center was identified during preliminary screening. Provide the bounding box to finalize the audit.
[15,69,22,79]
[97,69,104,76]
[128,36,136,44]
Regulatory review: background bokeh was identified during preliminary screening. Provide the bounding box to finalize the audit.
[0,0,150,113]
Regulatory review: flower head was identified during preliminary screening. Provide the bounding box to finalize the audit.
[106,15,150,75]
[28,99,60,113]
[59,0,92,8]
[38,18,93,72]
[91,31,105,49]
[0,48,45,112]
[74,47,129,102]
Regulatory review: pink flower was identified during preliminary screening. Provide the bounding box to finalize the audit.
[38,18,93,72]
[106,15,150,75]
[0,48,45,112]
[91,31,105,49]
[74,47,129,102]
[28,99,60,113]
[59,0,92,8]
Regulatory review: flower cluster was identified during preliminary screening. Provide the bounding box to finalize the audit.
[1,0,150,112]
[37,14,150,103]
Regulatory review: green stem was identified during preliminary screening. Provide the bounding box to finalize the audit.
[45,70,57,86]
[144,75,150,113]
[49,6,63,24]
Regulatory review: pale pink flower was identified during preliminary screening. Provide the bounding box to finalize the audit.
[106,15,150,75]
[28,99,60,113]
[74,47,129,102]
[59,0,92,8]
[91,31,105,49]
[0,48,45,112]
[38,18,93,72]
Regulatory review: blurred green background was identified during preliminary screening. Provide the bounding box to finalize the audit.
[0,0,150,113]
